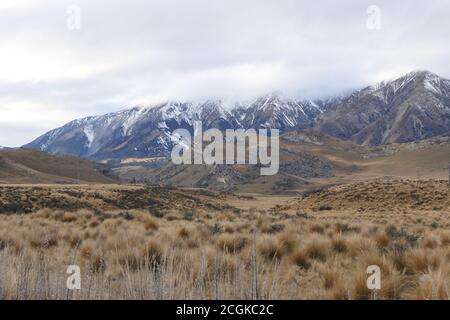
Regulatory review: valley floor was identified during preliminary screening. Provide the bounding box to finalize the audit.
[0,180,448,299]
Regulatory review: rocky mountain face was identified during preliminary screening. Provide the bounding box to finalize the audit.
[24,94,331,160]
[317,70,450,146]
[24,70,450,160]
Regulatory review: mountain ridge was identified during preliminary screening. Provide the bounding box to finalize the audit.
[24,70,450,160]
[25,95,333,160]
[317,70,450,145]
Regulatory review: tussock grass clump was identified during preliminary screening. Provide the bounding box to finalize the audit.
[440,232,450,246]
[217,234,247,253]
[331,235,348,254]
[257,236,285,261]
[29,230,58,250]
[310,224,325,234]
[352,270,375,300]
[144,218,159,231]
[79,240,96,261]
[327,282,348,300]
[276,231,298,254]
[142,239,164,265]
[319,266,340,289]
[374,232,390,250]
[410,268,450,300]
[89,252,106,273]
[421,236,440,249]
[404,249,442,274]
[304,237,329,262]
[290,250,311,270]
[177,227,190,239]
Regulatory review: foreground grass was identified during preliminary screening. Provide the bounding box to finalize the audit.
[0,197,448,299]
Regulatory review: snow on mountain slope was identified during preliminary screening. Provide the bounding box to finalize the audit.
[24,96,330,160]
[24,70,450,160]
[317,70,450,146]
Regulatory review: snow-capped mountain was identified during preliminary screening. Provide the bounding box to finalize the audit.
[318,70,450,145]
[24,70,450,160]
[24,94,331,160]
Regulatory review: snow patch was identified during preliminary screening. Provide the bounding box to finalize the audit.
[121,108,146,136]
[424,78,441,94]
[84,125,95,149]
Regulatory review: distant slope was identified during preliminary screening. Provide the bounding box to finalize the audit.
[23,95,330,160]
[0,184,236,214]
[0,149,115,184]
[23,70,450,160]
[285,180,450,212]
[318,70,450,146]
[111,130,450,193]
[110,130,362,193]
[354,136,450,180]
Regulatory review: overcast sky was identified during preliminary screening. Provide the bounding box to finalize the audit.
[0,0,449,146]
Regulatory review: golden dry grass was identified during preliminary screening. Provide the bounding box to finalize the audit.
[0,180,448,300]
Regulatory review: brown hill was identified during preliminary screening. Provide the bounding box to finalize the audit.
[0,149,115,184]
[0,184,236,214]
[111,130,360,193]
[288,179,450,212]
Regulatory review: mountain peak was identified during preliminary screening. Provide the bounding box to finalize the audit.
[397,69,450,96]
[400,70,450,87]
[318,69,450,146]
[407,69,437,77]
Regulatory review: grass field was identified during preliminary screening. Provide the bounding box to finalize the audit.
[0,180,448,299]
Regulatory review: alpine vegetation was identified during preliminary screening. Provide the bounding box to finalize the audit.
[171,121,279,175]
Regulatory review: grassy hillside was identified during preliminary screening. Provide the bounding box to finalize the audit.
[110,131,450,194]
[0,149,116,184]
